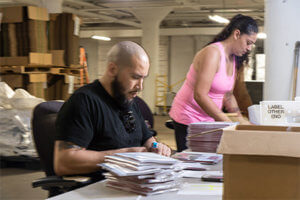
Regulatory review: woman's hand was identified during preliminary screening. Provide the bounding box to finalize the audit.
[235,116,252,125]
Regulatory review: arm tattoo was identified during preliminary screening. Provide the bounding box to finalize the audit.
[228,107,241,113]
[58,141,83,151]
[224,92,233,103]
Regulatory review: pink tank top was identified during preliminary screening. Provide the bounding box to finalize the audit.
[169,42,236,125]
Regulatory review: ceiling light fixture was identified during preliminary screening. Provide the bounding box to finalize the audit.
[91,35,111,41]
[257,32,267,39]
[208,15,229,24]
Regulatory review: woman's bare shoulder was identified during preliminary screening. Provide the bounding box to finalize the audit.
[193,44,221,64]
[202,44,220,54]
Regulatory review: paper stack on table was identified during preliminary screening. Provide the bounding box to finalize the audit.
[172,152,223,165]
[99,152,183,196]
[187,122,238,152]
[173,152,223,182]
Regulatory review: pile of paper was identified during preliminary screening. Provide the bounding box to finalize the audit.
[99,152,183,196]
[172,152,223,165]
[187,122,238,152]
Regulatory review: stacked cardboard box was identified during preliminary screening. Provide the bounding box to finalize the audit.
[46,12,81,100]
[0,6,50,99]
[45,74,79,101]
[0,73,47,99]
[0,6,49,59]
[0,6,82,100]
[49,13,80,66]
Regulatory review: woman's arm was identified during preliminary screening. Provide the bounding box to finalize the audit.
[223,91,251,124]
[233,65,253,116]
[193,46,232,122]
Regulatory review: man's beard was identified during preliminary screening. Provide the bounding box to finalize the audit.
[111,77,132,110]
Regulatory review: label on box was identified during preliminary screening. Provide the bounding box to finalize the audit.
[260,101,300,125]
[74,16,80,36]
[68,75,74,94]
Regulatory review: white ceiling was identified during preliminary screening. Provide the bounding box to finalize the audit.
[1,0,264,30]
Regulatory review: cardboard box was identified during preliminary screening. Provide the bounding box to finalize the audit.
[0,74,24,88]
[45,82,56,101]
[28,20,48,53]
[49,50,65,66]
[27,82,45,99]
[0,6,49,23]
[29,52,52,65]
[0,53,52,66]
[28,74,47,83]
[0,57,28,66]
[8,23,18,56]
[61,83,71,100]
[45,74,73,100]
[64,75,80,84]
[1,20,48,57]
[217,125,300,199]
[0,7,49,57]
[48,13,80,65]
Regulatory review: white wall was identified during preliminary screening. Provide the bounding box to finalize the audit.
[169,36,195,92]
[80,35,213,94]
[80,37,169,76]
[264,0,300,100]
[169,35,214,92]
[79,38,99,82]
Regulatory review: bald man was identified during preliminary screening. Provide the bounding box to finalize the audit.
[53,41,171,181]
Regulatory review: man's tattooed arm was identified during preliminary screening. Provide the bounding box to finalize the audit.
[57,141,83,151]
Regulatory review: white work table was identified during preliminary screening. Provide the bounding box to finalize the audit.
[48,162,223,200]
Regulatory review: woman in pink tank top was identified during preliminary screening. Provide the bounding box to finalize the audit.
[169,14,258,151]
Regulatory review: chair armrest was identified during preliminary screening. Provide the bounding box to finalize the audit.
[32,176,90,189]
[165,120,174,129]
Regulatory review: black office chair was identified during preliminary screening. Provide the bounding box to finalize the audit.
[134,96,157,136]
[165,119,174,129]
[32,98,157,197]
[31,101,92,197]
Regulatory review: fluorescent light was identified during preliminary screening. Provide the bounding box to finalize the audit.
[257,32,267,39]
[208,15,229,24]
[91,35,111,41]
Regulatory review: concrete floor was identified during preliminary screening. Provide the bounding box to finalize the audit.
[0,115,175,200]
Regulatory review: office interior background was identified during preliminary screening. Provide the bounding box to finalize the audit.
[0,0,300,199]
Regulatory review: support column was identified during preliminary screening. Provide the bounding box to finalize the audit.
[264,0,300,100]
[131,8,172,112]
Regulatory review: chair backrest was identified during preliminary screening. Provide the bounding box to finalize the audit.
[32,101,64,177]
[134,96,154,128]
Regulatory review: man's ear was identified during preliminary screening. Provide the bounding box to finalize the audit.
[233,29,241,40]
[107,62,119,76]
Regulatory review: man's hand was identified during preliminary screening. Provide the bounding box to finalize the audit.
[150,143,171,157]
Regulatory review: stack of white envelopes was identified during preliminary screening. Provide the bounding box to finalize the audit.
[187,122,238,152]
[172,151,223,165]
[99,152,183,196]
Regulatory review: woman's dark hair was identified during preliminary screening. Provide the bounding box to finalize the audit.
[209,14,258,69]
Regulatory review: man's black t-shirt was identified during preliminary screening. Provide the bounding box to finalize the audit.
[55,80,153,152]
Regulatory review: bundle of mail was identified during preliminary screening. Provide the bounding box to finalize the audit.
[99,152,183,196]
[172,152,223,165]
[187,122,238,152]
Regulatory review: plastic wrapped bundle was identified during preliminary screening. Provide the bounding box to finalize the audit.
[187,122,238,152]
[99,152,183,196]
